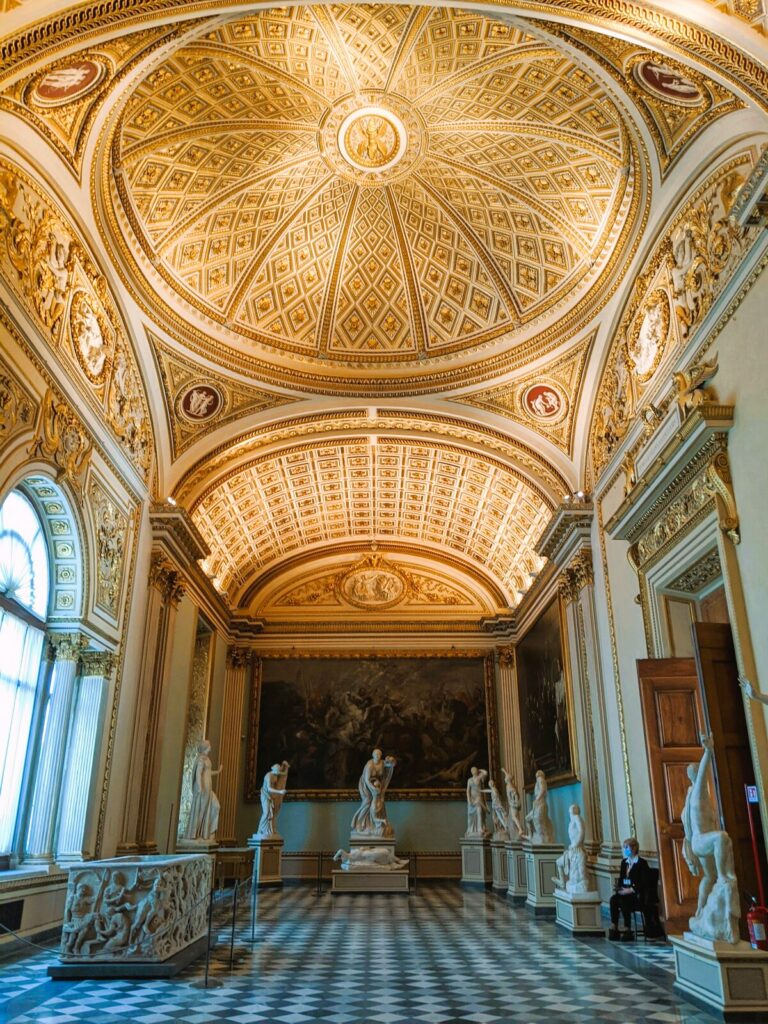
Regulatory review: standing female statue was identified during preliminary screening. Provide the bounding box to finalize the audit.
[184,740,222,841]
[525,769,555,844]
[351,749,397,835]
[257,760,290,838]
[465,767,490,837]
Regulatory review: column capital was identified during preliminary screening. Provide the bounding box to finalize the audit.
[227,646,252,669]
[558,568,579,605]
[48,632,89,662]
[569,550,595,591]
[148,552,186,607]
[497,645,515,667]
[80,650,116,676]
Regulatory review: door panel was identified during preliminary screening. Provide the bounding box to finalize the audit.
[638,657,704,934]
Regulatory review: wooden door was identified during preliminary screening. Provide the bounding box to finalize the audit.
[637,658,705,934]
[694,622,766,925]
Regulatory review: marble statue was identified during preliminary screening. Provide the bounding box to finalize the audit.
[525,770,555,844]
[682,733,739,943]
[183,740,222,842]
[351,749,397,836]
[59,855,211,962]
[502,768,526,840]
[740,676,768,708]
[553,805,592,894]
[257,760,290,838]
[488,780,508,840]
[333,847,409,872]
[465,767,490,837]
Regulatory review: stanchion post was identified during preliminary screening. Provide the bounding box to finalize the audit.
[316,851,323,896]
[412,852,417,895]
[203,887,214,989]
[229,882,239,969]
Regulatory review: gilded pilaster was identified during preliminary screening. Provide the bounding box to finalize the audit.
[217,646,251,846]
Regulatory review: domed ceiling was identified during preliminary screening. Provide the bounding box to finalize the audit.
[106,4,638,394]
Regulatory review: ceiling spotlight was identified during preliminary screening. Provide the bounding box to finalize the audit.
[575,490,586,500]
[166,496,177,506]
[563,494,572,503]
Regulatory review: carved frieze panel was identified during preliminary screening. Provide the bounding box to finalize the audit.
[591,153,757,476]
[31,390,92,494]
[0,352,36,453]
[460,332,593,453]
[0,161,152,479]
[149,332,293,459]
[88,478,129,620]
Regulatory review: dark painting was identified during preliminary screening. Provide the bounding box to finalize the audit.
[516,598,574,787]
[248,656,492,798]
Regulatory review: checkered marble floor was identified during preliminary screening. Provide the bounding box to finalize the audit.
[0,884,716,1024]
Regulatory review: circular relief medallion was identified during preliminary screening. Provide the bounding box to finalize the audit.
[522,383,567,422]
[339,108,405,172]
[70,291,111,384]
[177,382,224,423]
[633,60,703,107]
[628,289,670,383]
[33,60,106,106]
[339,566,407,609]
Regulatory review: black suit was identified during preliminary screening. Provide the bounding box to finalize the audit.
[610,856,650,928]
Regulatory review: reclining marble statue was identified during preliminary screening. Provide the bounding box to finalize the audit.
[351,749,397,837]
[333,846,409,871]
[257,759,290,838]
[682,733,740,944]
[465,767,490,837]
[526,769,555,844]
[183,739,222,842]
[553,805,593,893]
[502,768,526,840]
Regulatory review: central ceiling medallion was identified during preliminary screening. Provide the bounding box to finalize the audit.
[339,107,406,172]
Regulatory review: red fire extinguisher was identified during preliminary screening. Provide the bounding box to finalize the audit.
[747,897,768,951]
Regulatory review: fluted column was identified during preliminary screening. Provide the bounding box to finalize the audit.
[56,651,115,863]
[25,632,88,864]
[496,646,524,790]
[118,554,185,855]
[217,647,251,845]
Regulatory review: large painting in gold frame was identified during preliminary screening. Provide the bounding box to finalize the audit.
[245,652,497,800]
[516,597,577,789]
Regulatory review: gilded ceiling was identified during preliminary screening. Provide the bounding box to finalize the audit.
[107,4,636,392]
[1,0,765,622]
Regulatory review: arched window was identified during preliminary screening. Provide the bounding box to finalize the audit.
[0,490,49,854]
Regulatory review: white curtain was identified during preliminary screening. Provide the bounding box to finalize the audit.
[0,608,44,853]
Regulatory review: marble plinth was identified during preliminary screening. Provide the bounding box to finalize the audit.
[671,933,768,1020]
[460,835,492,887]
[554,888,603,935]
[51,854,212,973]
[490,838,508,892]
[177,838,218,854]
[247,835,283,887]
[350,833,396,852]
[523,840,563,915]
[331,868,409,894]
[505,840,527,903]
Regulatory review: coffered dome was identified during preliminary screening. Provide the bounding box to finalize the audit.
[106,4,639,394]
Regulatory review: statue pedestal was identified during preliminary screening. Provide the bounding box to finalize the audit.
[523,840,563,915]
[505,840,527,903]
[554,888,603,935]
[490,837,508,892]
[177,838,218,854]
[247,834,283,887]
[350,833,396,854]
[460,835,492,887]
[671,933,768,1019]
[331,868,409,894]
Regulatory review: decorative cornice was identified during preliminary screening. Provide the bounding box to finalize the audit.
[535,502,593,565]
[149,502,209,568]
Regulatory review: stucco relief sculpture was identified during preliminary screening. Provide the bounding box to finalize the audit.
[351,749,397,837]
[70,291,110,383]
[257,760,290,838]
[526,770,556,844]
[682,733,740,944]
[488,779,508,840]
[333,847,409,871]
[90,482,126,616]
[502,769,526,840]
[60,856,211,961]
[465,767,490,837]
[183,740,222,842]
[553,805,593,894]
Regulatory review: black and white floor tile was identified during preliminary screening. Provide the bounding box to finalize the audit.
[0,884,716,1024]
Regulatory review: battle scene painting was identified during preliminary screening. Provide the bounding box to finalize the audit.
[248,656,492,798]
[516,598,575,788]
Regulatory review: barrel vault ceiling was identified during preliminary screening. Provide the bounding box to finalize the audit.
[0,1,764,623]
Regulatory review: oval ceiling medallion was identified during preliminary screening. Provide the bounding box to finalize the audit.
[33,59,105,105]
[522,382,567,422]
[177,382,224,423]
[336,554,408,609]
[107,5,639,394]
[633,59,703,107]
